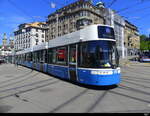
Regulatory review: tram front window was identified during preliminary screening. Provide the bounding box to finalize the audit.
[79,41,119,69]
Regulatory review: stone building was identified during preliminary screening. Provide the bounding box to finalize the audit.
[124,20,140,56]
[46,0,140,58]
[104,9,125,58]
[0,33,13,57]
[46,0,106,41]
[2,33,7,47]
[14,22,48,52]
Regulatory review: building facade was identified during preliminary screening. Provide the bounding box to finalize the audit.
[2,33,7,47]
[104,9,126,58]
[45,0,139,59]
[0,33,14,57]
[14,22,48,52]
[46,0,106,41]
[124,20,140,56]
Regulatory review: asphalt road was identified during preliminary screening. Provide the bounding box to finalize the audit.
[0,62,150,113]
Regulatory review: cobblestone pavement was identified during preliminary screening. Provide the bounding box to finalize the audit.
[0,63,150,113]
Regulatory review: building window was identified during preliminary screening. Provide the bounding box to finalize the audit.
[42,34,44,38]
[36,33,39,37]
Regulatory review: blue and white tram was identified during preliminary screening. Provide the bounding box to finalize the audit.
[47,24,121,86]
[32,43,48,72]
[16,24,121,86]
[16,43,48,73]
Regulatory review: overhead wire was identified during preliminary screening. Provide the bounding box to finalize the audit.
[120,5,150,15]
[116,0,150,13]
[107,0,117,8]
[7,0,35,22]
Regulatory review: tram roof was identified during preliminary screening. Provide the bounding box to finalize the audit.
[32,42,48,51]
[16,43,48,55]
[15,24,115,54]
[48,24,115,48]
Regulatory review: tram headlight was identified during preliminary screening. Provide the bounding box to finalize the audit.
[117,69,121,74]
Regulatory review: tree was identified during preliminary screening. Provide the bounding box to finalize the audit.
[140,35,150,51]
[140,34,147,40]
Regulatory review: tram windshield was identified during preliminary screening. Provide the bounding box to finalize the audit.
[79,41,119,69]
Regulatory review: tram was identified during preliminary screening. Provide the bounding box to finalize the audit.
[15,24,121,86]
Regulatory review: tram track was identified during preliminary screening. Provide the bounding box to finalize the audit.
[118,84,150,97]
[0,72,39,90]
[86,91,109,113]
[123,65,150,76]
[109,90,150,104]
[0,70,34,85]
[122,77,150,85]
[121,80,150,89]
[0,79,60,100]
[122,75,150,82]
[123,69,150,77]
[49,89,89,113]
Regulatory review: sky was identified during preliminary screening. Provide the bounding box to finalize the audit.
[1,0,150,44]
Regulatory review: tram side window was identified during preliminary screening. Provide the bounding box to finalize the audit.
[34,52,38,63]
[39,50,45,63]
[30,52,32,61]
[69,45,76,64]
[26,53,31,62]
[37,51,40,63]
[78,43,92,67]
[24,54,27,61]
[48,49,53,64]
[52,49,57,64]
[56,47,67,65]
[33,52,37,63]
[45,50,48,63]
[26,53,28,61]
[23,54,25,62]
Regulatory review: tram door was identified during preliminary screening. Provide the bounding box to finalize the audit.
[40,50,44,72]
[33,52,37,69]
[69,45,78,82]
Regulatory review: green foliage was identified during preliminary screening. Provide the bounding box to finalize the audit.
[140,34,147,40]
[140,35,150,50]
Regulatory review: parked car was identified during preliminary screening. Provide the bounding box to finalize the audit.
[139,52,150,62]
